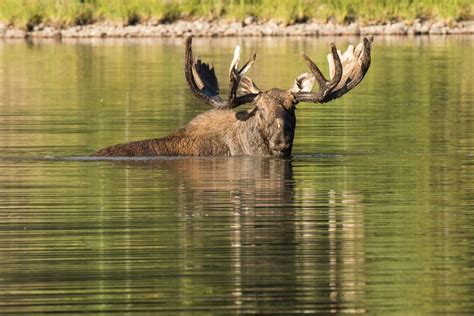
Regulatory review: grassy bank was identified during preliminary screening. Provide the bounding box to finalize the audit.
[0,0,472,30]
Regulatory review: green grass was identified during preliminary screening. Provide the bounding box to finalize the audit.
[0,0,472,30]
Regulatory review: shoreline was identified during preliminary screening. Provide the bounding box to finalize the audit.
[1,20,474,39]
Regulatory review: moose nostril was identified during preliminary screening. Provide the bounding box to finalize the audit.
[271,139,290,152]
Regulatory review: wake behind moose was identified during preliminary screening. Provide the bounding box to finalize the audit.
[94,36,373,157]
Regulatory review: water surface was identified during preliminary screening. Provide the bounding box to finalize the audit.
[0,36,473,314]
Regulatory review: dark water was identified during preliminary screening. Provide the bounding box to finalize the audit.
[0,36,473,314]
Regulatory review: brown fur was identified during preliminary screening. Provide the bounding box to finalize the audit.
[94,89,296,157]
[94,37,372,157]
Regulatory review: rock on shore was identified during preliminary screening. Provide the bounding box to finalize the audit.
[1,19,473,38]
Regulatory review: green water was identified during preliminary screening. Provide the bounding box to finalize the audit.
[0,36,473,314]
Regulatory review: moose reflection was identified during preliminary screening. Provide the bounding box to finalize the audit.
[103,157,367,312]
[94,36,372,157]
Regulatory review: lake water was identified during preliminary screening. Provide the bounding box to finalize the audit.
[0,36,473,314]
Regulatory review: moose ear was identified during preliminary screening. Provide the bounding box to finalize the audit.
[290,72,315,93]
[235,106,258,121]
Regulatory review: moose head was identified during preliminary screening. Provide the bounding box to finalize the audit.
[94,36,373,157]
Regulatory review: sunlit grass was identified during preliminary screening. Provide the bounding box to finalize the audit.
[0,0,472,29]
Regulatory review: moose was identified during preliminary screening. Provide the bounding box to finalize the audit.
[94,36,372,157]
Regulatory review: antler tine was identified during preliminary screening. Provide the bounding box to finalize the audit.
[185,36,224,107]
[295,37,372,104]
[301,52,327,90]
[328,43,343,88]
[238,52,257,76]
[298,43,343,102]
[228,47,257,107]
[229,45,241,75]
[229,45,257,76]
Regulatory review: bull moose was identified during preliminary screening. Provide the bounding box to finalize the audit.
[94,36,372,157]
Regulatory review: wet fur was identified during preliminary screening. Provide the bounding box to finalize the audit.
[94,90,296,157]
[94,37,372,158]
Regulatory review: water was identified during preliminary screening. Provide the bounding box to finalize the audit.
[0,36,473,314]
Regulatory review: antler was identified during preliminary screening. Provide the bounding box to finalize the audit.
[184,36,259,109]
[294,37,373,104]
